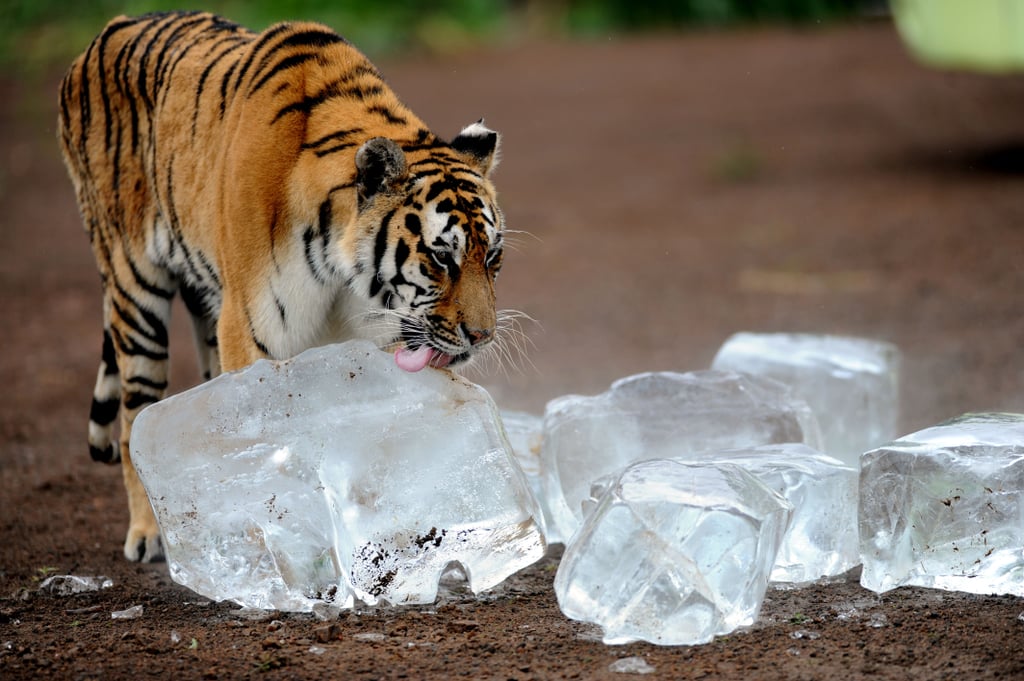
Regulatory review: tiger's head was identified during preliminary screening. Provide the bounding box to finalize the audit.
[349,121,505,372]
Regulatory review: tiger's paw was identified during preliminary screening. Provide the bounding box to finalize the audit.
[123,524,164,563]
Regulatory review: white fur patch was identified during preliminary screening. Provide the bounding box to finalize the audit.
[457,120,495,138]
[423,202,465,266]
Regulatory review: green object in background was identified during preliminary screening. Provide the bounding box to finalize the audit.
[892,0,1024,72]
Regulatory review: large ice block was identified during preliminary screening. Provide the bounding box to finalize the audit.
[701,444,859,583]
[554,459,792,645]
[711,332,900,466]
[584,444,859,584]
[500,411,554,540]
[541,370,820,542]
[860,412,1024,595]
[130,340,545,612]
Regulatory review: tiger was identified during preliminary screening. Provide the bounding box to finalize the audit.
[58,10,508,563]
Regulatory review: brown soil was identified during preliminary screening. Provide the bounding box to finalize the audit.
[3,19,1024,681]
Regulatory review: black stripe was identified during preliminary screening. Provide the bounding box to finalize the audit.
[90,444,117,463]
[267,27,344,55]
[95,18,138,151]
[111,33,142,154]
[163,150,182,233]
[369,211,396,298]
[229,21,293,97]
[90,397,120,425]
[192,39,247,138]
[153,14,210,108]
[303,127,362,150]
[318,197,333,233]
[58,72,73,141]
[121,15,169,141]
[273,292,287,326]
[126,255,174,300]
[101,330,118,375]
[110,325,169,362]
[248,51,317,96]
[136,13,180,113]
[124,391,160,411]
[425,178,455,203]
[312,143,355,158]
[342,83,384,101]
[273,83,338,123]
[180,282,211,318]
[410,168,443,182]
[110,104,124,196]
[404,213,422,236]
[195,248,222,288]
[76,37,96,173]
[303,227,328,285]
[243,303,272,357]
[368,105,407,125]
[126,375,169,391]
[113,282,169,347]
[246,28,345,95]
[272,65,384,123]
[401,142,447,154]
[394,238,410,270]
[219,58,240,119]
[303,199,334,284]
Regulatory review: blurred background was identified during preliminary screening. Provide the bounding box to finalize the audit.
[1,0,1022,442]
[2,1,870,72]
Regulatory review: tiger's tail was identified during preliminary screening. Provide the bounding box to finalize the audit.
[88,328,121,463]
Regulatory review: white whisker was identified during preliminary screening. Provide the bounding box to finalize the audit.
[461,308,539,379]
[500,229,540,253]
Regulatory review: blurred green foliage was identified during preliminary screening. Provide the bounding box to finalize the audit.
[565,0,865,33]
[0,0,867,75]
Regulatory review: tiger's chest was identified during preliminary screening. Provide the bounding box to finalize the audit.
[149,215,367,358]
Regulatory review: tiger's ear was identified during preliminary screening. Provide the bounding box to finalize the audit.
[355,137,407,206]
[451,119,500,176]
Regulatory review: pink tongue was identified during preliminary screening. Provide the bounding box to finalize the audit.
[395,345,436,372]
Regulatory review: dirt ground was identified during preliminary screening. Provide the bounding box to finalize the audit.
[3,17,1024,680]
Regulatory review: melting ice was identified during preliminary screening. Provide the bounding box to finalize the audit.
[130,340,545,612]
[540,370,820,542]
[555,459,792,645]
[712,332,900,466]
[860,412,1024,595]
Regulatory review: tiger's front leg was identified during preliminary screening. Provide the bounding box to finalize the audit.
[216,294,273,372]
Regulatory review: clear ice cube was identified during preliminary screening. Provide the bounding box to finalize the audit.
[859,412,1024,595]
[554,459,792,645]
[584,444,858,584]
[130,340,546,612]
[711,332,900,466]
[700,444,859,583]
[541,370,820,542]
[500,410,553,540]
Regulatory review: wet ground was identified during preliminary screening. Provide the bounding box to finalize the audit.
[3,17,1024,680]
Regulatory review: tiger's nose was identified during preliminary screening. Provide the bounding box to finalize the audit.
[464,325,493,346]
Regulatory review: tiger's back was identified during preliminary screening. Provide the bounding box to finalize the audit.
[59,11,507,562]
